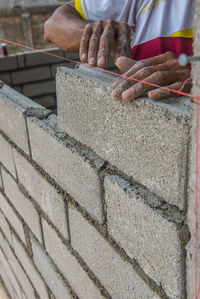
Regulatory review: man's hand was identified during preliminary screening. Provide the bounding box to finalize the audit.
[112,52,192,101]
[80,20,132,68]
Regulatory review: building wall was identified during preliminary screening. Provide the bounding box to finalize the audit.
[0,5,63,54]
[0,62,192,298]
[0,48,79,110]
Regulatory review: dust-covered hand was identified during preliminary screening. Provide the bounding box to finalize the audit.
[112,52,192,101]
[80,20,132,68]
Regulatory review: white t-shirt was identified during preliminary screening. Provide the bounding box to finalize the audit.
[75,0,194,60]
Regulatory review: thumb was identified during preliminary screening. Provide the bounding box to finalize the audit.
[115,56,136,73]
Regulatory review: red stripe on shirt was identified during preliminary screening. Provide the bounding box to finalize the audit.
[132,36,193,61]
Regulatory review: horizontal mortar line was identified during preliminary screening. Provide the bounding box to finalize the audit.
[0,166,111,298]
[0,127,185,224]
[0,233,39,299]
[0,274,12,299]
[1,164,169,299]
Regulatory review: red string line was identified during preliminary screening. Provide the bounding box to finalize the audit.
[195,101,200,299]
[0,38,200,104]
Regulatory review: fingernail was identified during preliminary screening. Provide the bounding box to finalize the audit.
[89,57,96,65]
[98,57,106,66]
[111,90,121,100]
[81,53,87,60]
[122,89,133,99]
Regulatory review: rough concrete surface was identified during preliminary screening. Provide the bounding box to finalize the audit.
[69,208,160,299]
[0,83,47,154]
[42,218,104,299]
[0,135,16,178]
[0,193,26,245]
[105,175,185,298]
[13,149,69,238]
[30,234,71,299]
[2,167,43,243]
[4,238,36,299]
[0,210,12,246]
[27,115,105,223]
[12,233,49,299]
[57,66,191,209]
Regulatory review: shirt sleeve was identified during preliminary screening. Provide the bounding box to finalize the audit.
[75,0,136,27]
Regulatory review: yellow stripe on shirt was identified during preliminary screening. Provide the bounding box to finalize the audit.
[170,28,194,38]
[140,0,165,14]
[75,0,86,20]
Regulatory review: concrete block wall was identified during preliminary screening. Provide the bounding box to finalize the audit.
[0,48,79,110]
[0,55,194,298]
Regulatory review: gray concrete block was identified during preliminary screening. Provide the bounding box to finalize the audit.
[4,238,36,299]
[0,210,13,246]
[0,85,29,154]
[12,233,49,299]
[0,73,12,85]
[0,135,16,178]
[27,115,105,222]
[33,94,56,108]
[64,51,80,60]
[0,193,26,245]
[11,66,51,84]
[0,248,21,299]
[30,234,71,299]
[2,167,43,243]
[105,175,185,299]
[57,66,191,209]
[42,218,104,299]
[22,80,56,97]
[25,48,64,66]
[0,56,18,71]
[69,208,159,299]
[13,149,68,238]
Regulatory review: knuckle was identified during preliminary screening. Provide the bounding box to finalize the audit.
[91,33,100,40]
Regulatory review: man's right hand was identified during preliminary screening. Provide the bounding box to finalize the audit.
[80,20,132,68]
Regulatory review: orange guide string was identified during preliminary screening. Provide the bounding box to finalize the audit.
[0,37,200,104]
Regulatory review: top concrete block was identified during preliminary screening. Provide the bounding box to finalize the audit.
[57,66,192,209]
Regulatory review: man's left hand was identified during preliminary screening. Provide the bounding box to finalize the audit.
[112,52,191,101]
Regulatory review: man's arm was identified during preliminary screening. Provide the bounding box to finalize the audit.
[44,2,87,52]
[44,2,132,67]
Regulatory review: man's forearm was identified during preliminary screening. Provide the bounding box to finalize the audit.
[44,2,88,52]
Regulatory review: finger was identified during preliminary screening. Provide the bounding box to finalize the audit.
[112,58,138,90]
[88,21,103,66]
[97,20,115,67]
[115,56,136,73]
[121,69,190,101]
[115,22,132,60]
[113,52,177,90]
[112,62,174,100]
[148,80,192,100]
[80,23,93,62]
